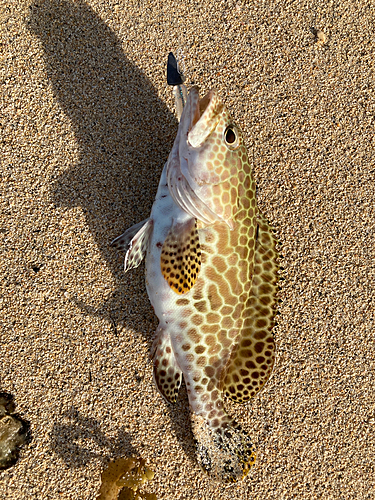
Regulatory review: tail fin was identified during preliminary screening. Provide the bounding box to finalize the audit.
[191,414,256,482]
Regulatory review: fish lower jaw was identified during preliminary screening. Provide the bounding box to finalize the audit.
[190,413,256,483]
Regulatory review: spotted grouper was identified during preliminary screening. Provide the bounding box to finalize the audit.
[111,56,279,482]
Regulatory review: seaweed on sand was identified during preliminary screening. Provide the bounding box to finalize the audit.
[0,392,31,470]
[97,456,156,500]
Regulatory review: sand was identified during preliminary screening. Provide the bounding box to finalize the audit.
[1,0,375,498]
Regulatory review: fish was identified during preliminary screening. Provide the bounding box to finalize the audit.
[111,53,279,482]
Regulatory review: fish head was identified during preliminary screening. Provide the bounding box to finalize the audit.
[167,86,252,229]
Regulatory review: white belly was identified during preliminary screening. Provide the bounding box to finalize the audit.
[145,164,192,326]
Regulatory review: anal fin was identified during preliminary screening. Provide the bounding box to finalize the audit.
[111,218,153,273]
[223,212,279,403]
[151,324,182,404]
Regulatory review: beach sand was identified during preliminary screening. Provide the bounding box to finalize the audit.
[1,0,375,498]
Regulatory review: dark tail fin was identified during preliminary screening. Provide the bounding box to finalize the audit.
[191,414,256,482]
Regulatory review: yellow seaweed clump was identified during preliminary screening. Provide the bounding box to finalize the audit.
[0,393,30,470]
[97,457,156,500]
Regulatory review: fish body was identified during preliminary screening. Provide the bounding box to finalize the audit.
[112,77,279,482]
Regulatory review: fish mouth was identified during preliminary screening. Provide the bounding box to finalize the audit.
[166,86,225,226]
[188,87,224,148]
[190,89,213,127]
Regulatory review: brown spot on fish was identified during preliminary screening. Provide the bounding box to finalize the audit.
[176,298,190,306]
[192,314,204,325]
[194,300,207,313]
[187,328,201,343]
[201,323,220,334]
[195,345,206,354]
[254,342,265,353]
[197,356,207,367]
[207,284,222,311]
[206,312,221,324]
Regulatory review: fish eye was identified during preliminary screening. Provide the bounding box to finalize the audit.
[224,126,239,149]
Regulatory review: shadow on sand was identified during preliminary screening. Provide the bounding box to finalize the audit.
[50,406,137,467]
[27,0,177,316]
[27,0,196,469]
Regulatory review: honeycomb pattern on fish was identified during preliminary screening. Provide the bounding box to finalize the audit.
[151,102,278,481]
[223,213,278,403]
[115,86,280,483]
[156,126,272,480]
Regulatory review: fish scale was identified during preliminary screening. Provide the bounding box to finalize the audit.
[111,65,279,482]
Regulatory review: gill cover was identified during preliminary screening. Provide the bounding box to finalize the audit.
[166,86,245,229]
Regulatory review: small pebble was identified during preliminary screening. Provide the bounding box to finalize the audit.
[316,30,327,44]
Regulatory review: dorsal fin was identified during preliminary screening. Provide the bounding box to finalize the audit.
[223,212,279,403]
[160,218,201,294]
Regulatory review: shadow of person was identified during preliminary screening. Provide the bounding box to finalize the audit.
[26,0,177,320]
[27,1,199,471]
[50,406,137,468]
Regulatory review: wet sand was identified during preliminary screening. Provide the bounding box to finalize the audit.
[1,0,375,498]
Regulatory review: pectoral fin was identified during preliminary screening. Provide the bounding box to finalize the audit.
[110,218,153,273]
[223,212,279,403]
[161,218,201,294]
